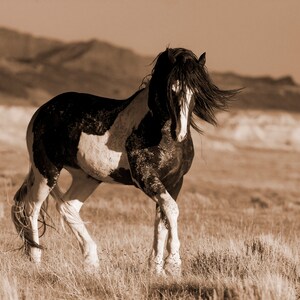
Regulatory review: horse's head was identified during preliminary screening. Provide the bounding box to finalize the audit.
[148,47,239,141]
[149,48,206,141]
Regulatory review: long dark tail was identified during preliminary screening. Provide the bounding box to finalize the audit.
[11,168,49,254]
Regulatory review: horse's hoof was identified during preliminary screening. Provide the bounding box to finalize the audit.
[149,267,166,277]
[84,263,99,274]
[164,257,182,277]
[149,261,166,277]
[29,248,42,266]
[164,265,182,277]
[84,257,99,273]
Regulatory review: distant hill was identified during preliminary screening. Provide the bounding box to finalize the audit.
[0,27,62,59]
[212,72,300,112]
[0,27,299,112]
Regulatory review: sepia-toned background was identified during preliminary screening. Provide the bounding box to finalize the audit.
[0,1,299,299]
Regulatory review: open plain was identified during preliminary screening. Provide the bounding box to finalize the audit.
[0,106,299,299]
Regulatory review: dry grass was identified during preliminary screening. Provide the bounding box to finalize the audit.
[1,128,300,299]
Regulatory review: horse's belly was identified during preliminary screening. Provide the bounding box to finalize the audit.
[76,131,129,182]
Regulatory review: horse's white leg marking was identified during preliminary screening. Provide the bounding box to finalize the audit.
[149,206,168,275]
[153,191,181,276]
[55,169,99,269]
[29,168,52,264]
[18,113,52,264]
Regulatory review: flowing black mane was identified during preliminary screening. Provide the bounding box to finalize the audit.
[148,47,239,132]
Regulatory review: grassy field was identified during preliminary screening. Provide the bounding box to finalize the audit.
[1,111,300,299]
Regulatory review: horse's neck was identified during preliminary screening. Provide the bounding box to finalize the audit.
[147,90,170,123]
[118,86,150,130]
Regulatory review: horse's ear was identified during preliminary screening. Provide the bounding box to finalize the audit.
[198,52,206,66]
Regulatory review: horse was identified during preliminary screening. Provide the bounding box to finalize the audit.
[11,47,238,276]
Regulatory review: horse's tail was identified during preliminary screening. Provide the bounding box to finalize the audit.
[11,168,49,253]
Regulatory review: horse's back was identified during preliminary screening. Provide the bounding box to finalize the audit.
[33,92,129,134]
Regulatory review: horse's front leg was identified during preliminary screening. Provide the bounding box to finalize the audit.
[134,175,182,276]
[149,204,168,275]
[153,190,181,276]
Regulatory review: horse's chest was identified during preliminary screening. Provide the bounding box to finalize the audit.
[76,131,128,181]
[157,146,183,175]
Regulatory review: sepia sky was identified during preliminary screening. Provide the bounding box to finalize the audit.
[0,0,299,83]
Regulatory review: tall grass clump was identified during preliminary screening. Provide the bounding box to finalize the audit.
[187,234,299,299]
[0,275,18,300]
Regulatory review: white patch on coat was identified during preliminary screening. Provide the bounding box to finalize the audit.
[77,87,149,181]
[172,82,193,142]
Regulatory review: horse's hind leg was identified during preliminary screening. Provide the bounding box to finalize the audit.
[54,168,100,269]
[12,166,57,264]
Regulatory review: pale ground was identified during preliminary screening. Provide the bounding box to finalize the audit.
[0,105,299,299]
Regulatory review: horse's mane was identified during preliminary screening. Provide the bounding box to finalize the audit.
[148,47,240,133]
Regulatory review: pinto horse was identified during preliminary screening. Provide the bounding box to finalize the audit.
[12,47,238,275]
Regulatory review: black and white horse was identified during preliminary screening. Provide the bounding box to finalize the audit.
[12,48,238,276]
